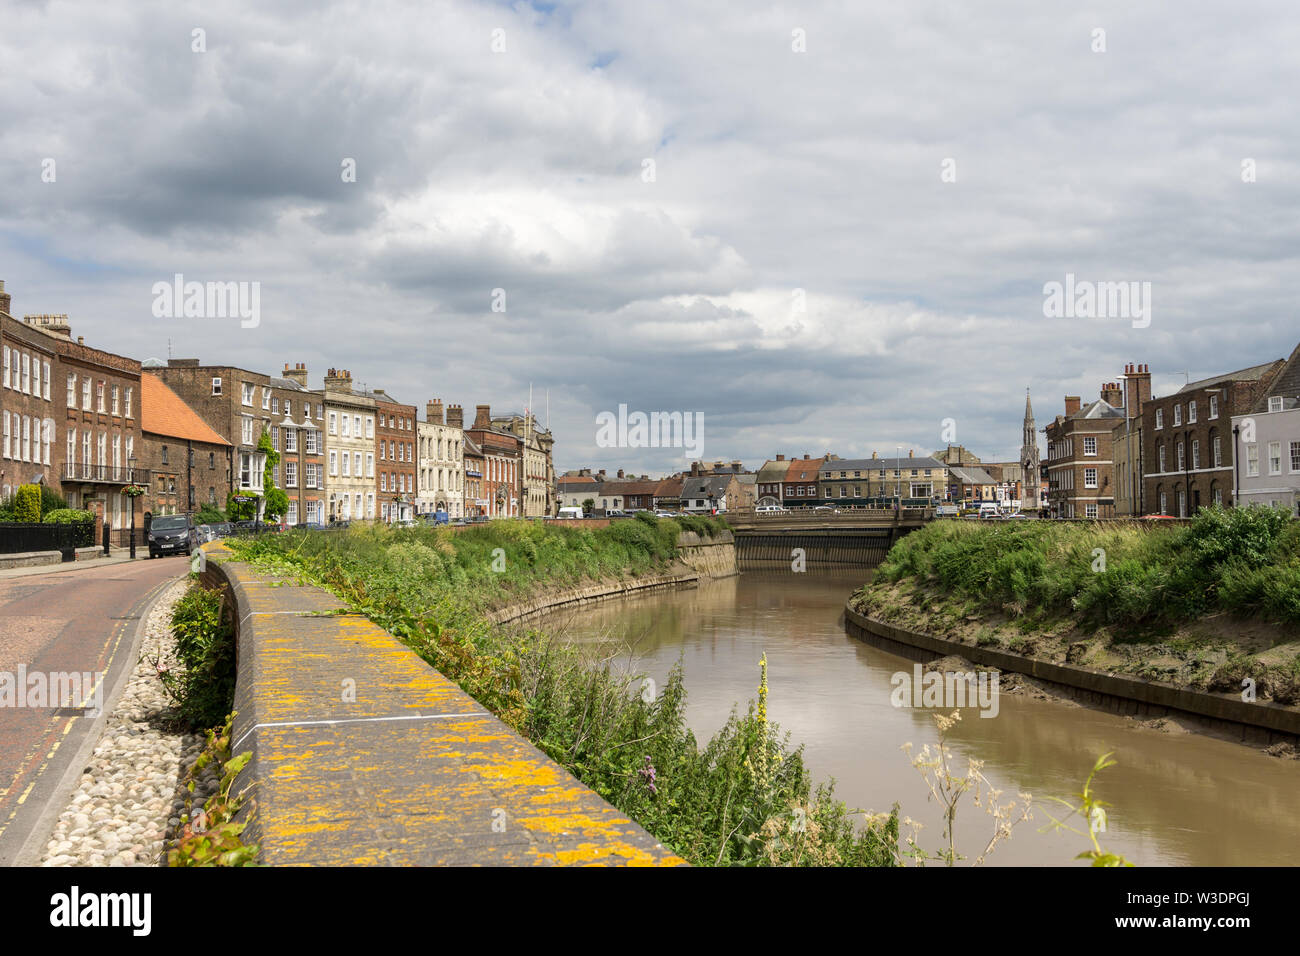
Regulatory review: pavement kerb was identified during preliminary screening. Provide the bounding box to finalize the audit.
[199,541,687,866]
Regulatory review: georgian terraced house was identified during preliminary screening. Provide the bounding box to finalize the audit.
[1233,342,1300,514]
[146,359,327,524]
[1,284,146,538]
[320,368,377,523]
[417,399,465,519]
[362,388,417,522]
[1142,360,1282,517]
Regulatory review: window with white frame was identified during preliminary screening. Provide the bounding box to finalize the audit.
[341,414,350,437]
[285,461,297,487]
[21,354,30,393]
[2,348,8,388]
[1291,441,1300,473]
[365,416,373,438]
[1214,436,1222,467]
[1269,396,1284,413]
[125,387,132,418]
[262,387,271,410]
[1083,436,1097,456]
[341,451,350,476]
[1158,445,1166,472]
[1177,441,1185,470]
[1192,439,1200,469]
[1085,503,1098,519]
[366,453,374,477]
[329,411,337,434]
[212,377,222,395]
[1173,405,1182,426]
[285,427,297,453]
[111,384,120,416]
[1084,468,1098,488]
[1268,441,1282,475]
[66,373,76,407]
[1188,401,1197,424]
[67,427,75,466]
[242,382,254,405]
[354,452,362,476]
[1209,395,1218,418]
[42,361,50,400]
[329,450,338,476]
[1155,408,1163,429]
[1246,443,1259,477]
[305,430,317,454]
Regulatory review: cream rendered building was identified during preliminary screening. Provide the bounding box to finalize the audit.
[320,368,376,522]
[417,399,464,518]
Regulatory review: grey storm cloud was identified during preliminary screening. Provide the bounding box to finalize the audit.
[2,0,1299,477]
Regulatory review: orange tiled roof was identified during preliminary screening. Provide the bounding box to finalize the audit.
[784,457,825,482]
[141,374,231,445]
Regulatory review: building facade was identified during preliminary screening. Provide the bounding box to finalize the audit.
[319,369,376,523]
[139,374,232,518]
[1142,361,1280,516]
[466,405,521,517]
[1,293,60,499]
[492,411,554,517]
[148,359,326,524]
[1044,386,1126,519]
[366,390,417,522]
[1232,342,1300,514]
[417,399,464,518]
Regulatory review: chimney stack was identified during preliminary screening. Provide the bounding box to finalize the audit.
[1064,395,1082,416]
[617,469,624,479]
[473,404,491,429]
[1123,363,1151,420]
[427,399,444,424]
[1101,382,1124,408]
[447,404,464,429]
[0,280,10,317]
[803,453,810,460]
[283,362,309,387]
[23,314,72,338]
[776,454,785,461]
[324,368,353,392]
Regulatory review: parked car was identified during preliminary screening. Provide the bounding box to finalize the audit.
[148,514,196,558]
[654,510,677,518]
[194,524,215,543]
[756,505,785,514]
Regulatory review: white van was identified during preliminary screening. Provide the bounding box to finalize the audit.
[558,506,584,519]
[978,502,1001,519]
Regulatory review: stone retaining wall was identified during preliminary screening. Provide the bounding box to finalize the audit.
[844,606,1300,746]
[201,543,685,866]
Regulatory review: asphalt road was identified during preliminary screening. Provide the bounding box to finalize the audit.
[0,556,185,865]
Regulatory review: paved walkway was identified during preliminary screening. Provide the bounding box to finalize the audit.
[212,548,686,866]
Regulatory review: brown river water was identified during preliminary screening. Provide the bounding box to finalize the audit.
[535,570,1300,866]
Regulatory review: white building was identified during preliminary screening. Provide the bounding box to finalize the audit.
[417,399,464,518]
[320,368,376,522]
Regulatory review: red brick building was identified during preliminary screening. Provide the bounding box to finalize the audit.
[466,404,521,517]
[364,389,417,522]
[139,374,232,518]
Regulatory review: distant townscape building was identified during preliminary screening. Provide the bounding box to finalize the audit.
[1143,360,1281,516]
[492,410,554,517]
[362,388,417,522]
[1232,343,1300,514]
[139,374,231,518]
[1044,385,1127,519]
[320,368,376,523]
[467,405,521,517]
[1019,390,1042,512]
[417,399,464,519]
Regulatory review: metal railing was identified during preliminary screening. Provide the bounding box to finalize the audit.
[0,521,94,557]
[61,464,152,485]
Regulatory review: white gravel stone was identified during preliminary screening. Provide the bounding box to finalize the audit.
[39,578,217,868]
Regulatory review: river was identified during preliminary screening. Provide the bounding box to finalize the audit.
[536,570,1300,866]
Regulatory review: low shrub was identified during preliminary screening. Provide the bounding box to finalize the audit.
[42,508,94,524]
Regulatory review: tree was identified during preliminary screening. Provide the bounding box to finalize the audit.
[14,484,42,522]
[582,498,595,515]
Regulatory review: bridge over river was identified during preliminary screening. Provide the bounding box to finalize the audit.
[724,506,933,568]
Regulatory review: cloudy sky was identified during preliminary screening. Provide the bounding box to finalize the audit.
[2,0,1298,474]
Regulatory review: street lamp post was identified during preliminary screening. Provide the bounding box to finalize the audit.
[127,455,138,559]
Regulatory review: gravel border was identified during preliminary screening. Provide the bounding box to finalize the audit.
[39,578,220,867]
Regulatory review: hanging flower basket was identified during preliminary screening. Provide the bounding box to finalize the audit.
[124,484,147,498]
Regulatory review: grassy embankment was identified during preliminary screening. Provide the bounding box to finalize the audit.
[226,513,899,867]
[852,506,1300,703]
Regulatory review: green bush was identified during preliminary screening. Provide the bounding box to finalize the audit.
[863,505,1300,632]
[159,582,237,730]
[13,484,42,522]
[42,508,95,524]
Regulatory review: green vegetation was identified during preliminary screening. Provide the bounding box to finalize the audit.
[11,483,42,522]
[258,428,289,522]
[168,712,259,867]
[865,506,1300,631]
[227,517,897,866]
[41,508,94,524]
[156,581,237,729]
[194,504,226,526]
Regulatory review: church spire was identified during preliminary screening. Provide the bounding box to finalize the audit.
[1024,387,1034,424]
